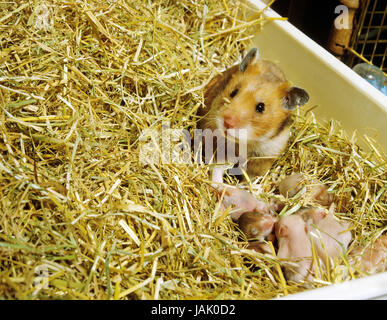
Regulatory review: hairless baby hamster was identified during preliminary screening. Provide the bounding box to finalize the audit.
[351,234,387,274]
[198,48,309,181]
[296,205,352,261]
[275,214,315,284]
[274,206,351,285]
[219,185,270,221]
[278,173,333,207]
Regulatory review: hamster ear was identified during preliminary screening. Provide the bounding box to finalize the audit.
[240,47,260,72]
[312,208,327,222]
[282,87,309,110]
[278,225,288,237]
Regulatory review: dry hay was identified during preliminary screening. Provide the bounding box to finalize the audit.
[0,0,386,300]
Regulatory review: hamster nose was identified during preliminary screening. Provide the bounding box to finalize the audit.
[223,114,237,129]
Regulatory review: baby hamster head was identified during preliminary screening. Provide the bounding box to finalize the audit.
[238,211,278,240]
[276,214,308,239]
[202,48,309,143]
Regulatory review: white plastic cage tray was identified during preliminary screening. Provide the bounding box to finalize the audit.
[247,0,387,300]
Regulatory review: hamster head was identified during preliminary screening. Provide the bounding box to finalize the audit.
[204,48,309,143]
[276,214,308,239]
[238,211,278,240]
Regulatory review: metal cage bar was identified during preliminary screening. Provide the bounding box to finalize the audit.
[347,0,387,74]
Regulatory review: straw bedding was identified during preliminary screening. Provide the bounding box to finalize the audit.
[0,0,385,299]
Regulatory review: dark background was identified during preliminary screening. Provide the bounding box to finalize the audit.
[271,0,340,49]
[271,0,387,74]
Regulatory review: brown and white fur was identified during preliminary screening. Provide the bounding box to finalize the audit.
[198,48,309,181]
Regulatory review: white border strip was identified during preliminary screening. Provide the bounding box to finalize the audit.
[277,271,387,300]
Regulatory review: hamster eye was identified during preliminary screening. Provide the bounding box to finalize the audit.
[255,102,265,113]
[230,88,239,98]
